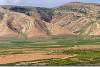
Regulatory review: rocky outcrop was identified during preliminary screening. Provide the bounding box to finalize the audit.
[51,2,100,35]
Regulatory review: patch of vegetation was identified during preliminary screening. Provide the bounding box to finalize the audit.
[0,35,100,66]
[0,35,100,48]
[0,50,30,55]
[0,59,81,66]
[1,49,100,66]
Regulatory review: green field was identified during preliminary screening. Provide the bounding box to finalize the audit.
[0,35,100,66]
[3,49,100,66]
[0,35,100,48]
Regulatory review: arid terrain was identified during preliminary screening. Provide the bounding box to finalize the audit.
[0,2,100,66]
[1,2,100,38]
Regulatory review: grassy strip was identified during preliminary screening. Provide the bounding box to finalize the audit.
[0,35,100,48]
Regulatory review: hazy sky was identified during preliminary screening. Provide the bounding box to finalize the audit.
[0,0,99,8]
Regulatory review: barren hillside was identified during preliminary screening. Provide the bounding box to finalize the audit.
[0,2,100,38]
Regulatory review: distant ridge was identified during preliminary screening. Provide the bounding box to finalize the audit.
[0,2,100,38]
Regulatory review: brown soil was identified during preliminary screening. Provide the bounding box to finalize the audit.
[0,45,100,64]
[46,45,100,51]
[70,45,100,50]
[0,53,71,64]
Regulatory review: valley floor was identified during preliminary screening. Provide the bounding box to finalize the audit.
[0,35,100,65]
[0,45,100,65]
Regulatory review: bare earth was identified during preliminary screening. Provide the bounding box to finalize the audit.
[0,45,100,64]
[46,45,100,50]
[0,53,71,64]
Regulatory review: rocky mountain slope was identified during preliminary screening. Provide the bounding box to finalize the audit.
[0,7,49,38]
[0,2,100,38]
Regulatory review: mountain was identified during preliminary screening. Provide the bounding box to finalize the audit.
[0,2,100,38]
[0,6,49,38]
[50,2,100,35]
